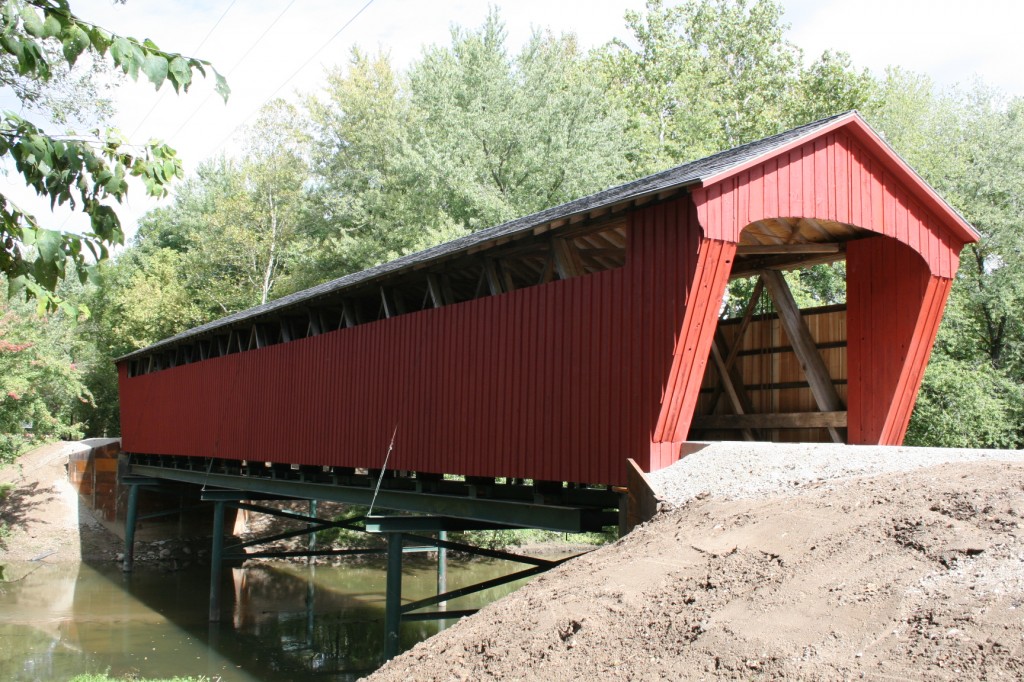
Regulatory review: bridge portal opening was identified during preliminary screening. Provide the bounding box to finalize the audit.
[692,217,872,444]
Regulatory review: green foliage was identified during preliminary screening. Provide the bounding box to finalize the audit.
[905,357,1023,449]
[128,102,319,314]
[0,279,92,463]
[862,77,1024,446]
[451,528,616,551]
[601,0,798,172]
[56,2,1022,456]
[788,50,876,125]
[0,0,227,314]
[307,12,629,275]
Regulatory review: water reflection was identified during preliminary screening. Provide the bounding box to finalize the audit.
[0,556,534,681]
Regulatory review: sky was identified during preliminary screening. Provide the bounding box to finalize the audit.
[3,0,1022,239]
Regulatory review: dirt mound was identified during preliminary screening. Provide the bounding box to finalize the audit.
[368,461,1024,680]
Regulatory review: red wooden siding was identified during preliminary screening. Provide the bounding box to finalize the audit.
[119,116,978,482]
[693,128,965,278]
[119,198,708,486]
[846,236,952,444]
[651,237,735,469]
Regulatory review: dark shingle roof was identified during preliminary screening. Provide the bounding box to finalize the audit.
[118,111,855,361]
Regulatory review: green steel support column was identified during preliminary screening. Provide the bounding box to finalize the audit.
[306,564,316,646]
[209,501,225,622]
[122,483,140,573]
[437,529,447,612]
[306,499,317,642]
[307,499,318,566]
[384,532,403,660]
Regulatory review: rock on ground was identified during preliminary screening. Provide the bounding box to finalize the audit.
[367,455,1024,681]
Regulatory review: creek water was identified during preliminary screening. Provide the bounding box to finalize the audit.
[0,555,534,681]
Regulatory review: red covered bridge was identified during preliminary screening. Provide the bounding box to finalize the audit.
[117,112,978,490]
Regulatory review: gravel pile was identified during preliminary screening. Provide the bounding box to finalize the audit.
[648,441,1024,506]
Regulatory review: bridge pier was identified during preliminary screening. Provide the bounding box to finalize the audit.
[209,501,226,622]
[368,515,582,661]
[122,482,139,573]
[384,532,404,660]
[119,455,621,659]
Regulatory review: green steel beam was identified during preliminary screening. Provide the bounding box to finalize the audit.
[398,531,567,567]
[130,463,593,532]
[403,609,477,622]
[200,489,299,502]
[400,564,550,615]
[364,515,520,533]
[121,476,164,486]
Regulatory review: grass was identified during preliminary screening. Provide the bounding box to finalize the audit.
[0,481,13,503]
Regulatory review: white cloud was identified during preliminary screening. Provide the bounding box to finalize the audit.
[785,0,1024,93]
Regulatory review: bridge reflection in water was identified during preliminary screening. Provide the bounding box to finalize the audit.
[0,556,536,681]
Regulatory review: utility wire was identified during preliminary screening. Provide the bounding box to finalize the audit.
[210,0,376,156]
[129,0,240,140]
[169,0,300,141]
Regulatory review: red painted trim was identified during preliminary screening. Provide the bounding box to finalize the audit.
[693,128,971,278]
[699,113,978,246]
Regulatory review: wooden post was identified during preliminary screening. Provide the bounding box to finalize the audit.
[426,274,447,308]
[552,238,584,279]
[624,459,661,534]
[483,259,504,295]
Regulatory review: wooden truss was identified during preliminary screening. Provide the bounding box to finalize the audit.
[693,270,848,443]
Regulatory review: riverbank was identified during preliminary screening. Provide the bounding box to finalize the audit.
[0,443,602,567]
[0,441,122,563]
[369,446,1024,681]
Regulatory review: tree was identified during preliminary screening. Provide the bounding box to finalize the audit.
[407,14,629,227]
[0,0,227,314]
[134,102,318,314]
[861,74,1024,448]
[788,50,876,126]
[307,12,630,274]
[0,276,92,462]
[600,0,803,174]
[904,357,1023,449]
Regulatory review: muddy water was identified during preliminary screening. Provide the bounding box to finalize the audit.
[0,556,534,681]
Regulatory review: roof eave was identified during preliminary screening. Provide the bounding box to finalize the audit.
[114,180,700,363]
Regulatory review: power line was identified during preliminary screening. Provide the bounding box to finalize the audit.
[210,0,376,156]
[129,0,241,140]
[168,0,300,141]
